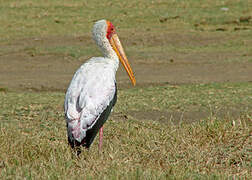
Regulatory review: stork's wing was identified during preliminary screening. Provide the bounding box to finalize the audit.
[64,58,116,143]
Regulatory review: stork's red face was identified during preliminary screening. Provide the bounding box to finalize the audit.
[106,21,136,86]
[106,21,115,40]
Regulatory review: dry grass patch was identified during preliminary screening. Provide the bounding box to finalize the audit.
[0,83,251,179]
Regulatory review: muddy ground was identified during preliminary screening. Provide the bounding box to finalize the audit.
[1,34,251,90]
[0,33,251,123]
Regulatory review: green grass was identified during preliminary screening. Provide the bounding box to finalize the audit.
[41,46,97,59]
[0,0,251,64]
[0,0,251,39]
[0,0,252,179]
[0,83,251,179]
[117,82,252,113]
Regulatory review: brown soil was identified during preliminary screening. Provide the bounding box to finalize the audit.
[0,34,251,123]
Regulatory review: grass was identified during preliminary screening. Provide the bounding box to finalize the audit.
[0,0,251,64]
[0,0,252,179]
[0,83,251,179]
[0,0,251,39]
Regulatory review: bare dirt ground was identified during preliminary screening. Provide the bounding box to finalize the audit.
[1,34,251,91]
[0,34,251,123]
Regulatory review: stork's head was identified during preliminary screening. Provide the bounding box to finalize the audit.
[92,20,136,86]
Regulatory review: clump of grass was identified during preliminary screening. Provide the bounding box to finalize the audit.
[41,46,97,59]
[0,88,8,92]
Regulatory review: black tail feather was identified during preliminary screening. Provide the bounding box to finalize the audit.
[68,136,87,155]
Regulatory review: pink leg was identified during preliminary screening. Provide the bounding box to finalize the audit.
[99,126,103,150]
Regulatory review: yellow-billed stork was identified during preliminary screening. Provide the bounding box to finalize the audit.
[64,19,136,154]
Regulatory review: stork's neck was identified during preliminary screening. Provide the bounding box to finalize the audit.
[98,39,119,70]
[102,40,118,60]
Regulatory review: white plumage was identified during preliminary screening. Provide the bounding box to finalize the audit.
[64,20,135,151]
[64,57,117,142]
